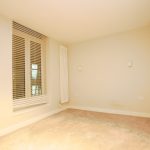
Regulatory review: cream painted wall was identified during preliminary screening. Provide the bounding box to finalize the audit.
[69,26,150,114]
[0,15,61,130]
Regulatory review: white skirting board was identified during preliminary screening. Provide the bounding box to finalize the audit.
[70,106,150,118]
[0,108,66,137]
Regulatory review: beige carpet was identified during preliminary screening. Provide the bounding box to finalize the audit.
[0,109,150,150]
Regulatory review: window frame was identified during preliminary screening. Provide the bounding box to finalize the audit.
[13,29,46,110]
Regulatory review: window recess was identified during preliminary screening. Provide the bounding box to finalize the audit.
[12,21,47,110]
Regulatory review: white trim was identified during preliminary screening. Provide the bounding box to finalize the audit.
[12,103,50,116]
[13,95,47,110]
[70,106,150,118]
[0,108,66,137]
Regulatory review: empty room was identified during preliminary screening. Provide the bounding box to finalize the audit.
[0,0,150,149]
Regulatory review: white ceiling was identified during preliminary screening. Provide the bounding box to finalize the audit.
[0,0,150,44]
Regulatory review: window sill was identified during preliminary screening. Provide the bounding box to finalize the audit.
[12,95,48,116]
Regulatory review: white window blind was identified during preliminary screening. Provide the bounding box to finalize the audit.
[12,22,47,110]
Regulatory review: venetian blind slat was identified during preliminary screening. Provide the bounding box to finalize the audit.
[13,21,46,39]
[12,35,26,100]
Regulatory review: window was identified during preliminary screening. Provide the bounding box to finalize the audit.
[30,41,42,96]
[12,22,47,110]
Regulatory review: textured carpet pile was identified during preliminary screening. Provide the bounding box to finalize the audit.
[0,109,150,150]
